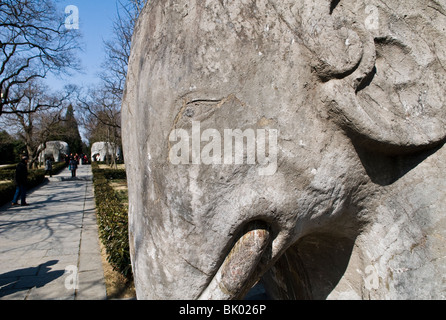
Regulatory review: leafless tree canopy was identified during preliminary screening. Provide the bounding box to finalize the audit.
[0,78,76,167]
[79,0,146,159]
[100,0,146,100]
[0,0,80,116]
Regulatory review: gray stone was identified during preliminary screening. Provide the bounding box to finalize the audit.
[122,0,446,299]
[91,142,121,162]
[38,141,69,162]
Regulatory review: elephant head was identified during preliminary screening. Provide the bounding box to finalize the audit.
[38,141,70,163]
[122,0,446,299]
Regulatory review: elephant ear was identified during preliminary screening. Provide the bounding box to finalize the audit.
[269,0,364,80]
[327,0,446,154]
[271,0,446,154]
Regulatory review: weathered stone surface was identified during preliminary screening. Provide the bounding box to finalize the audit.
[122,0,446,299]
[38,141,69,162]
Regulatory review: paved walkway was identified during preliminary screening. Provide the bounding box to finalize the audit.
[0,164,107,300]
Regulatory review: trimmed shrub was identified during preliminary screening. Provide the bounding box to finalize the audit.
[0,168,15,181]
[0,168,45,206]
[100,168,127,180]
[0,162,71,207]
[0,183,16,206]
[91,163,132,278]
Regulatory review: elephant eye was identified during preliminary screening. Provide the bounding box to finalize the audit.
[174,97,224,129]
[173,94,249,132]
[184,107,195,118]
[184,98,222,118]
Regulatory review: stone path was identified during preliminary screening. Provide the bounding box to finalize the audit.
[0,164,107,300]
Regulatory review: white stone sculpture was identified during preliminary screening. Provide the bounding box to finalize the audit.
[91,142,121,162]
[38,141,69,162]
[122,0,446,300]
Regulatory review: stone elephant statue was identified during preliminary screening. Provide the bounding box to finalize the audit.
[38,141,69,163]
[90,142,121,162]
[122,0,446,299]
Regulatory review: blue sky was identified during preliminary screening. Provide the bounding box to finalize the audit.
[45,0,120,91]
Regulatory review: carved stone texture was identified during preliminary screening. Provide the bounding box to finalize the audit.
[38,141,69,162]
[122,0,446,299]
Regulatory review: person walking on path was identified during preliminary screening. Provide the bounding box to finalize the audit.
[69,157,77,178]
[12,155,29,206]
[45,157,53,177]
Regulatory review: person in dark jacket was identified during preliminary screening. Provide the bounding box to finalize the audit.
[45,157,53,177]
[69,157,77,178]
[12,155,29,206]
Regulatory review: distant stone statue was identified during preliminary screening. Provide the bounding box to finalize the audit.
[90,142,121,163]
[38,141,69,163]
[122,0,446,299]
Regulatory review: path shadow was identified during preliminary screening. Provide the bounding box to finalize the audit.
[0,260,64,298]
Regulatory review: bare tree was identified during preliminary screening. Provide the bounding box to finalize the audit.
[0,79,76,168]
[78,0,146,167]
[78,85,121,129]
[77,85,122,167]
[0,0,81,116]
[100,0,146,99]
[85,0,146,128]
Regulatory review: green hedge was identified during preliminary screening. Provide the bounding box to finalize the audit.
[100,168,127,180]
[0,167,15,181]
[0,169,45,206]
[0,183,16,206]
[91,163,132,278]
[0,162,68,207]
